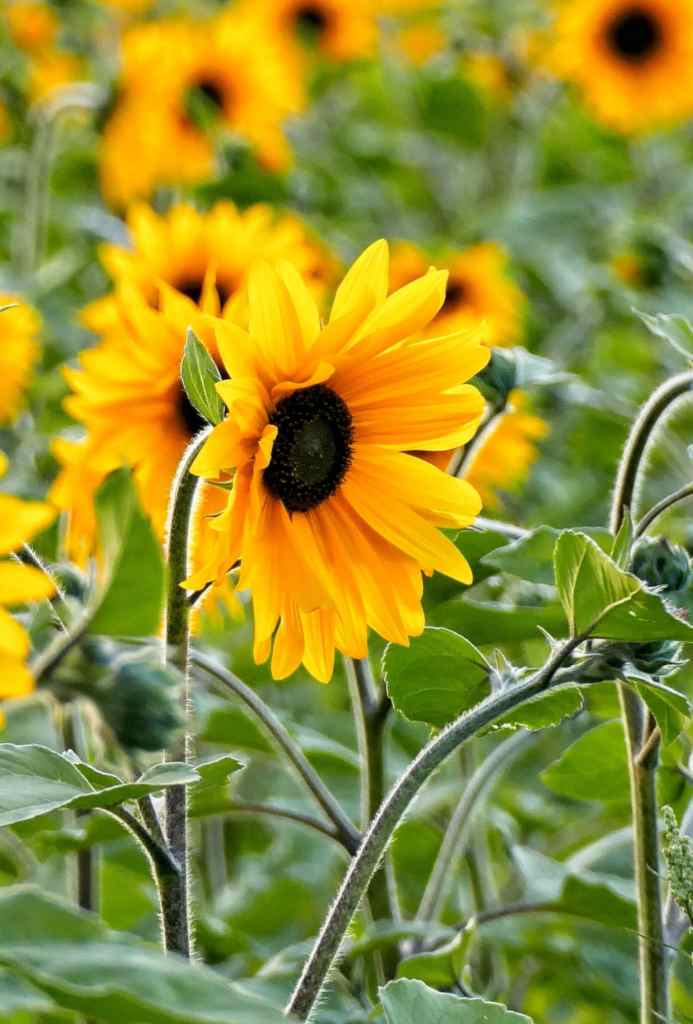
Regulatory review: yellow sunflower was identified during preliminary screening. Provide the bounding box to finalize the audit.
[82,201,337,336]
[237,0,377,63]
[5,1,58,53]
[27,49,83,104]
[0,453,55,699]
[0,297,40,424]
[184,241,489,682]
[548,0,693,132]
[389,241,525,347]
[100,11,303,207]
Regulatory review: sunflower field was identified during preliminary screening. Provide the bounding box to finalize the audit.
[1,0,693,1021]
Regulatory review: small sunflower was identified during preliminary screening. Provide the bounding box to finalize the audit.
[0,297,40,424]
[5,1,58,53]
[390,241,525,347]
[100,11,303,206]
[27,49,83,104]
[548,0,693,132]
[184,241,489,682]
[0,453,55,698]
[82,201,337,336]
[238,0,377,63]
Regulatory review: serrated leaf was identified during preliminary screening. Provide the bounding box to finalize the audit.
[492,685,583,731]
[554,531,693,642]
[90,469,165,636]
[0,887,286,1023]
[396,931,473,989]
[381,979,533,1023]
[541,721,629,803]
[0,744,199,825]
[181,327,224,427]
[383,627,490,728]
[429,595,569,644]
[635,309,693,360]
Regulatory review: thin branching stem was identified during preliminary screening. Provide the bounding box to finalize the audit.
[226,802,347,848]
[286,637,582,1020]
[634,482,693,539]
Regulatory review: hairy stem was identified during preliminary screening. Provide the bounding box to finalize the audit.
[228,802,348,849]
[634,481,693,539]
[192,651,360,855]
[161,433,207,957]
[286,639,581,1020]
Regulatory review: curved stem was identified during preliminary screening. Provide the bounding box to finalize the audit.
[286,639,581,1020]
[474,517,528,540]
[634,481,693,539]
[192,651,360,855]
[416,729,533,923]
[610,370,693,534]
[227,802,346,849]
[161,432,207,957]
[449,402,507,480]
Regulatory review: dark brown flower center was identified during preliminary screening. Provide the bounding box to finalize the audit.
[440,278,469,314]
[174,276,232,308]
[263,384,352,512]
[294,4,329,41]
[605,6,662,62]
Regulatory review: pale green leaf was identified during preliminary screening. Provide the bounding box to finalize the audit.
[381,979,533,1023]
[181,327,224,427]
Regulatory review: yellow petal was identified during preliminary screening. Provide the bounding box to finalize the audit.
[0,654,34,699]
[0,496,55,556]
[248,261,304,380]
[0,562,55,606]
[0,607,30,658]
[329,239,389,323]
[277,261,321,349]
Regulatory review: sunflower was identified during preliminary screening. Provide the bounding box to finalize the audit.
[0,453,55,698]
[183,241,489,682]
[0,297,40,424]
[548,0,693,132]
[5,1,58,53]
[27,49,83,104]
[389,241,525,347]
[237,0,377,63]
[99,11,303,207]
[82,200,337,336]
[395,20,447,65]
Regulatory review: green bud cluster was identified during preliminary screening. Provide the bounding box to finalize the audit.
[631,536,692,594]
[98,660,183,753]
[661,806,693,925]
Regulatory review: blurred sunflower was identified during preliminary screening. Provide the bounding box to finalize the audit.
[0,453,55,698]
[395,19,446,65]
[27,49,83,104]
[184,241,489,682]
[464,52,513,103]
[0,297,40,424]
[82,201,337,334]
[548,0,693,132]
[5,1,58,53]
[100,11,303,206]
[390,241,525,347]
[237,0,377,62]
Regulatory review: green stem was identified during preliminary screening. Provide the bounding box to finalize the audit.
[161,433,207,957]
[449,401,507,480]
[286,639,581,1020]
[634,481,693,539]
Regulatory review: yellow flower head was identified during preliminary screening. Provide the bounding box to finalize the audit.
[27,49,82,104]
[389,241,525,347]
[185,240,489,682]
[396,20,447,65]
[0,297,41,424]
[0,452,55,699]
[547,0,693,133]
[100,11,303,206]
[237,0,378,63]
[6,1,58,53]
[82,201,337,336]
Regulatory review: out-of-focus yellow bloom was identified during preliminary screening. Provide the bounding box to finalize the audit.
[184,241,489,682]
[0,297,40,424]
[464,52,512,102]
[390,241,525,347]
[465,392,548,509]
[0,452,55,700]
[28,49,82,104]
[6,1,58,53]
[546,0,693,133]
[100,0,154,13]
[100,11,303,206]
[396,20,446,65]
[82,201,337,334]
[237,0,377,63]
[611,248,643,286]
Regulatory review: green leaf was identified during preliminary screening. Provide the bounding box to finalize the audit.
[561,873,636,930]
[90,469,165,637]
[491,686,583,731]
[189,754,245,818]
[0,968,55,1013]
[381,979,533,1023]
[630,677,690,747]
[396,932,473,989]
[610,511,633,570]
[541,721,629,803]
[429,595,569,644]
[0,744,199,826]
[554,531,693,641]
[482,526,611,585]
[0,887,286,1023]
[181,327,224,427]
[383,627,490,728]
[635,309,693,361]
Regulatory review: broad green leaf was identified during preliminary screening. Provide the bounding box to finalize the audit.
[561,874,636,930]
[0,968,55,1013]
[0,887,286,1024]
[610,511,633,569]
[347,922,453,963]
[554,531,693,641]
[482,526,611,585]
[0,744,199,825]
[189,754,245,817]
[383,627,490,728]
[396,931,473,989]
[492,686,583,731]
[541,721,629,803]
[429,595,568,645]
[180,327,224,427]
[90,469,165,636]
[630,677,690,747]
[635,309,693,360]
[381,979,533,1023]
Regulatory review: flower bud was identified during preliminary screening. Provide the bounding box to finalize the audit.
[476,348,517,404]
[631,536,692,594]
[98,660,183,752]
